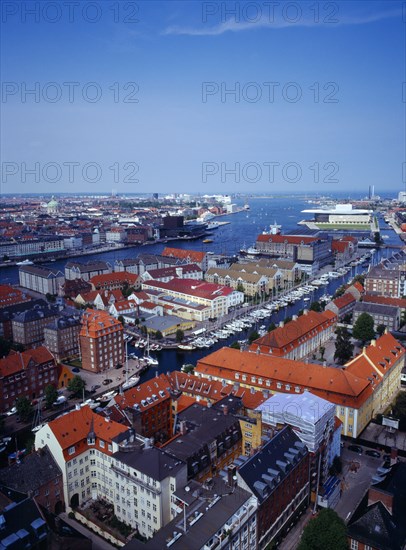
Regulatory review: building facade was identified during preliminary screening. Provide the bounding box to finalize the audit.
[19,265,65,295]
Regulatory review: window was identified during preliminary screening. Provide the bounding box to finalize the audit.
[99,440,105,449]
[68,446,75,455]
[350,541,358,550]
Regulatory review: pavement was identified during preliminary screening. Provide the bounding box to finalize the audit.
[60,513,116,550]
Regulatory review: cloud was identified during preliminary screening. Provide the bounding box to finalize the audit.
[163,8,402,36]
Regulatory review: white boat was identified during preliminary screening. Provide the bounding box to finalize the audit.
[16,259,33,266]
[121,375,140,390]
[178,344,196,350]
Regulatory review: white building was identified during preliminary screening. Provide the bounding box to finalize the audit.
[34,406,188,539]
[19,265,65,295]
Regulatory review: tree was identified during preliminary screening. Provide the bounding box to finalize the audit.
[353,312,375,344]
[230,341,241,349]
[175,329,184,343]
[329,455,343,476]
[310,301,322,312]
[298,508,348,550]
[392,392,406,431]
[376,324,386,337]
[248,330,259,344]
[155,330,163,340]
[267,322,276,332]
[15,396,34,422]
[117,315,125,326]
[67,375,86,396]
[236,283,244,293]
[44,384,58,409]
[334,326,354,365]
[319,346,325,361]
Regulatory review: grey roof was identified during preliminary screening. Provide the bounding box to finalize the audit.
[0,299,47,323]
[114,446,185,481]
[237,426,307,503]
[19,265,64,278]
[124,477,252,550]
[0,498,47,547]
[367,266,399,280]
[65,260,111,272]
[12,305,59,323]
[143,315,188,332]
[0,447,62,494]
[164,403,240,462]
[354,302,400,317]
[45,315,81,331]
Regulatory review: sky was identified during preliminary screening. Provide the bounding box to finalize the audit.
[0,0,405,196]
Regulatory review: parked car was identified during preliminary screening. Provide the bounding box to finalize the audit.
[348,445,363,454]
[91,385,101,392]
[365,450,381,458]
[72,367,80,373]
[102,379,112,386]
[5,406,17,417]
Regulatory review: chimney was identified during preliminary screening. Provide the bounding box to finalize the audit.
[179,420,188,435]
[292,315,298,321]
[279,321,284,328]
[303,309,309,315]
[227,464,237,488]
[370,339,376,347]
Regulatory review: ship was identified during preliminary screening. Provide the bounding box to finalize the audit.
[202,238,213,243]
[244,203,250,210]
[16,259,34,266]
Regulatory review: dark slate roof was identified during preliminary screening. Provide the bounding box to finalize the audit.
[0,447,62,494]
[19,265,64,278]
[163,403,240,461]
[114,445,185,481]
[65,260,111,272]
[45,315,81,331]
[354,302,399,317]
[0,498,48,547]
[347,463,406,550]
[0,299,47,323]
[13,305,59,323]
[237,426,307,503]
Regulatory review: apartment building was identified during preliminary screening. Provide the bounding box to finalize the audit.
[0,346,58,413]
[237,426,310,549]
[249,310,337,360]
[90,272,140,291]
[12,305,59,348]
[205,266,275,297]
[195,333,405,438]
[141,263,203,283]
[44,315,82,362]
[0,236,65,260]
[142,278,244,321]
[34,406,188,539]
[365,266,401,297]
[65,261,112,281]
[325,293,356,320]
[19,265,65,295]
[353,302,400,331]
[162,247,209,271]
[79,309,125,372]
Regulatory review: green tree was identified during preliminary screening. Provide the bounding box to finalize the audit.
[352,274,365,286]
[392,392,406,431]
[117,315,125,326]
[342,313,353,325]
[267,322,276,332]
[44,384,58,409]
[298,508,348,550]
[67,375,86,396]
[334,326,354,365]
[248,330,259,344]
[230,341,241,349]
[155,330,163,340]
[310,301,323,312]
[236,283,244,293]
[353,312,375,344]
[319,346,326,361]
[376,324,386,337]
[15,396,34,422]
[175,329,184,343]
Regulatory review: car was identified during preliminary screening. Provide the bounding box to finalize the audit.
[365,450,381,458]
[72,367,80,373]
[6,406,17,416]
[115,363,123,369]
[348,445,363,454]
[102,379,113,386]
[91,385,101,392]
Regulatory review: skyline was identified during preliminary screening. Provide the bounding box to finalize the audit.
[1,0,405,194]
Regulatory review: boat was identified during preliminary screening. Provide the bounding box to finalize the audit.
[178,344,195,350]
[244,203,250,210]
[16,259,33,266]
[202,238,213,244]
[121,375,140,390]
[144,335,159,366]
[97,390,117,403]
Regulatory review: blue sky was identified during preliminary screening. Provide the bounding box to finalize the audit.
[0,0,405,195]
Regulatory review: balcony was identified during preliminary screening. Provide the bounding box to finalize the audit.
[110,464,161,495]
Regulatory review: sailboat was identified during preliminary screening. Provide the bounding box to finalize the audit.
[121,341,140,390]
[143,334,159,366]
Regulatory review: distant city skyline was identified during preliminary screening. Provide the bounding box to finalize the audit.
[1,0,405,194]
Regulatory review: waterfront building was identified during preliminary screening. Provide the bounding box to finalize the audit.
[301,203,372,226]
[205,266,280,296]
[0,236,65,261]
[141,263,203,283]
[249,310,337,360]
[0,346,58,413]
[162,247,209,271]
[365,265,403,297]
[325,293,356,320]
[90,271,140,292]
[79,309,124,372]
[19,265,65,295]
[65,260,112,281]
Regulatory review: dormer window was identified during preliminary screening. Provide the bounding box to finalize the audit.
[68,446,75,455]
[87,437,95,445]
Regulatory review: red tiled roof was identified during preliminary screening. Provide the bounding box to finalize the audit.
[331,240,350,253]
[114,374,171,412]
[332,293,356,310]
[0,285,31,308]
[0,347,54,377]
[363,294,406,309]
[145,264,202,279]
[162,247,206,263]
[80,309,123,338]
[90,272,139,287]
[142,278,234,299]
[256,234,317,244]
